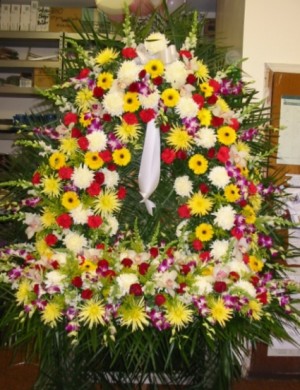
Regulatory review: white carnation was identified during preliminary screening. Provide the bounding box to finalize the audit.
[195,127,216,149]
[210,239,229,260]
[213,205,236,230]
[63,231,88,254]
[164,61,188,89]
[139,90,160,109]
[174,175,193,197]
[208,166,230,188]
[72,165,94,189]
[103,90,124,116]
[116,273,139,296]
[86,131,107,152]
[102,168,119,188]
[175,96,199,118]
[144,32,169,54]
[117,60,141,86]
[70,204,92,224]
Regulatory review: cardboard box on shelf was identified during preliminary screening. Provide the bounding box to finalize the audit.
[49,8,82,32]
[20,4,31,31]
[0,4,11,31]
[10,4,21,31]
[33,68,56,89]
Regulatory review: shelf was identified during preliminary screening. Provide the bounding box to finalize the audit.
[0,59,60,69]
[0,86,43,96]
[0,31,61,40]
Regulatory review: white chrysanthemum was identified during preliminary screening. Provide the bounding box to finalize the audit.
[116,273,139,296]
[195,127,216,149]
[193,276,213,295]
[70,204,92,224]
[144,32,169,54]
[175,96,199,118]
[231,280,256,297]
[72,165,94,189]
[52,252,67,266]
[227,260,249,275]
[139,90,160,109]
[102,168,119,188]
[44,270,66,290]
[102,215,119,236]
[174,175,193,197]
[164,61,188,89]
[63,231,88,254]
[213,205,236,230]
[117,60,141,86]
[103,90,124,116]
[86,131,107,152]
[24,213,42,239]
[210,239,229,260]
[208,166,230,188]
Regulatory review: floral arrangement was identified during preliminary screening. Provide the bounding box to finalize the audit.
[0,9,299,357]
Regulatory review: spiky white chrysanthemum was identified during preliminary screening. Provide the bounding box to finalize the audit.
[86,131,108,152]
[102,168,120,188]
[195,127,216,149]
[102,215,119,236]
[63,231,88,254]
[208,166,230,188]
[193,276,213,295]
[72,165,94,189]
[70,204,92,225]
[116,273,139,296]
[175,96,199,119]
[164,61,188,89]
[210,239,229,260]
[213,205,236,230]
[117,60,141,87]
[103,90,124,116]
[174,175,193,197]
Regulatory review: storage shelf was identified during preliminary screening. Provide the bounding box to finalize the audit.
[0,86,42,96]
[0,31,61,40]
[0,59,60,69]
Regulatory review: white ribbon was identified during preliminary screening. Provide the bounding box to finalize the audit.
[138,119,161,215]
[136,44,178,65]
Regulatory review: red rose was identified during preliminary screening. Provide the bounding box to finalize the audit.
[93,86,104,98]
[209,79,220,93]
[87,215,103,229]
[192,239,203,251]
[78,68,90,79]
[63,112,78,126]
[129,283,143,296]
[81,289,93,299]
[229,118,240,130]
[138,262,150,275]
[117,186,127,199]
[207,95,218,105]
[214,281,227,293]
[71,127,82,138]
[32,171,41,185]
[192,93,204,108]
[102,269,116,279]
[180,264,191,275]
[186,74,197,85]
[217,146,230,163]
[211,116,224,127]
[239,199,247,208]
[94,172,105,185]
[128,82,140,93]
[139,108,156,123]
[97,259,109,270]
[123,112,138,125]
[257,291,268,304]
[161,148,176,164]
[155,294,166,306]
[152,76,163,86]
[199,183,209,194]
[178,204,191,218]
[121,258,133,268]
[160,123,171,133]
[78,136,89,151]
[58,166,73,180]
[71,276,83,288]
[139,69,146,79]
[199,251,211,262]
[207,148,216,159]
[99,150,112,162]
[56,213,73,229]
[87,181,101,197]
[102,113,112,122]
[45,233,58,247]
[150,247,159,258]
[122,47,137,59]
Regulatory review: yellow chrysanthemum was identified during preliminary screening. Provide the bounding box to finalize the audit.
[75,88,96,112]
[188,192,213,216]
[115,121,140,143]
[188,154,208,175]
[195,60,209,81]
[210,298,233,327]
[216,97,230,113]
[94,189,121,216]
[197,108,212,127]
[16,280,32,305]
[166,127,193,151]
[97,72,114,90]
[217,126,237,146]
[112,148,131,166]
[119,299,149,331]
[79,260,97,273]
[36,238,53,257]
[123,92,140,112]
[236,141,250,154]
[79,299,106,329]
[200,82,214,98]
[249,194,262,212]
[41,302,62,328]
[242,205,256,224]
[85,151,104,170]
[61,191,80,210]
[42,175,61,197]
[201,265,214,276]
[79,112,92,127]
[161,88,180,107]
[165,300,193,330]
[249,255,264,272]
[144,59,164,78]
[41,208,56,227]
[238,164,249,178]
[60,137,78,156]
[195,223,214,242]
[224,183,241,202]
[49,152,66,170]
[95,47,118,65]
[248,300,263,320]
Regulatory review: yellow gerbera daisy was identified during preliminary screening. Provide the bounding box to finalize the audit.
[115,121,140,143]
[94,189,121,216]
[60,137,78,155]
[224,183,241,202]
[217,126,237,146]
[85,151,104,170]
[41,208,56,227]
[166,127,193,151]
[210,298,233,327]
[242,205,256,224]
[195,60,209,81]
[197,108,212,127]
[248,300,263,320]
[248,255,264,272]
[79,299,106,329]
[165,300,193,330]
[16,280,32,305]
[95,47,118,65]
[49,152,66,170]
[97,72,114,90]
[123,92,140,112]
[79,260,97,273]
[161,88,180,107]
[144,59,164,78]
[119,299,149,331]
[195,223,214,242]
[42,175,61,197]
[112,148,131,166]
[188,192,213,216]
[79,112,92,128]
[238,164,249,178]
[188,154,208,175]
[41,302,62,328]
[61,191,80,210]
[75,88,96,112]
[200,82,214,98]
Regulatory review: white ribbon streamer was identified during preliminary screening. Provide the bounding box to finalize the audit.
[136,44,178,65]
[138,119,161,215]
